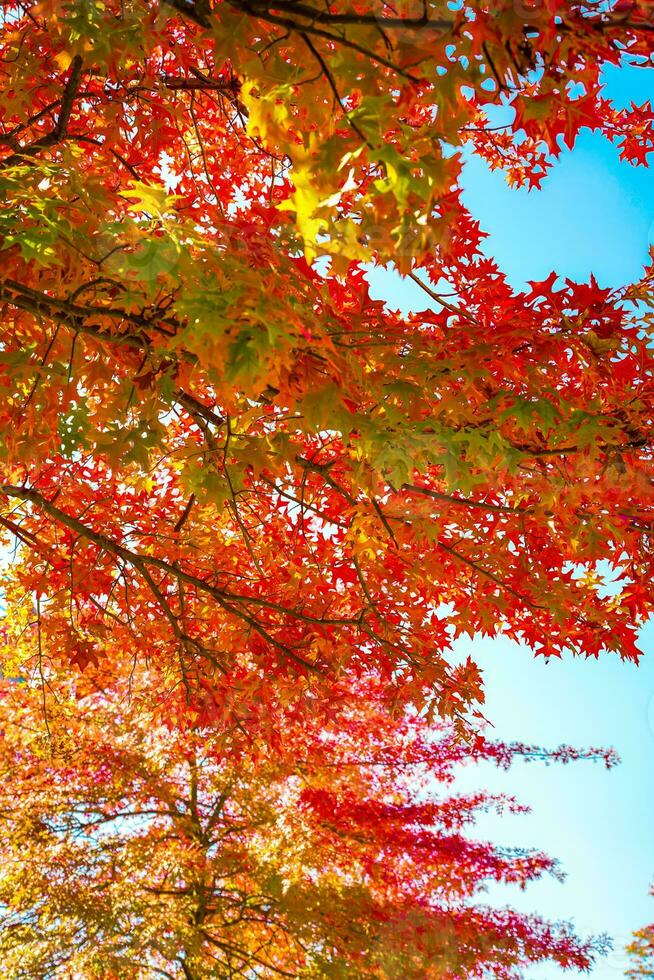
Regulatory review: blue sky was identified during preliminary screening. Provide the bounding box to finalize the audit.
[369,63,654,979]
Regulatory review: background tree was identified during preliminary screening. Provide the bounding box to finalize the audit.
[0,665,616,978]
[627,897,654,978]
[0,0,652,725]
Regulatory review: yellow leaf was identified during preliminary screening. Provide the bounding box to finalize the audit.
[54,51,72,71]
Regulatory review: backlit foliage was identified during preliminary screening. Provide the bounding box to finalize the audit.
[0,668,616,978]
[0,0,652,726]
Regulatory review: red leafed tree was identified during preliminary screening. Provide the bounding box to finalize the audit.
[0,4,650,974]
[0,664,616,978]
[0,0,653,725]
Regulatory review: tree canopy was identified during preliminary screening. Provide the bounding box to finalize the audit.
[0,0,653,727]
[0,1,653,973]
[0,665,616,978]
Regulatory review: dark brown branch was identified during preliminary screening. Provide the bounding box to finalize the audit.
[0,56,84,168]
[407,271,478,324]
[437,538,540,610]
[161,0,212,28]
[0,484,324,671]
[245,0,452,30]
[161,74,235,93]
[404,484,529,515]
[0,278,167,350]
[300,32,371,146]
[174,494,197,533]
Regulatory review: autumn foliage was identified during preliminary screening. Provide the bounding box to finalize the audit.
[0,0,653,974]
[1,0,653,723]
[0,667,617,978]
[628,904,654,977]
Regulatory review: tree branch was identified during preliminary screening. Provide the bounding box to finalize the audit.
[0,484,325,671]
